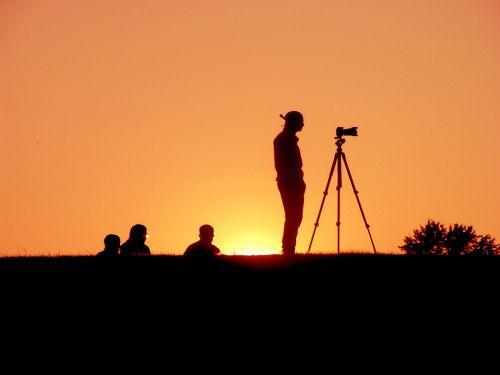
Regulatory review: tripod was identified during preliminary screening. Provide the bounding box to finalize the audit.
[307,132,376,254]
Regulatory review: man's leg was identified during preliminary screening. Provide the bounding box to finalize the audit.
[280,187,304,255]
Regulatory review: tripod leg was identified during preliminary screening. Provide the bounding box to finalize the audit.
[337,149,342,254]
[341,153,377,253]
[307,152,339,252]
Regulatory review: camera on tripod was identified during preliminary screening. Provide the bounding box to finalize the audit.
[308,123,376,254]
[336,126,358,139]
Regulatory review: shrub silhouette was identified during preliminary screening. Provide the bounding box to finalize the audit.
[445,223,476,256]
[400,219,499,255]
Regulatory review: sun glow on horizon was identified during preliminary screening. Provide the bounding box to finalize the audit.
[223,249,280,256]
[221,234,280,256]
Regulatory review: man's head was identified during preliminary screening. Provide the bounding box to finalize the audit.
[130,224,148,243]
[199,224,215,243]
[281,111,304,132]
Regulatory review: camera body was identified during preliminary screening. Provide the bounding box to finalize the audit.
[336,126,358,138]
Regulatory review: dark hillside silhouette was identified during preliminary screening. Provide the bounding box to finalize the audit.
[2,253,498,354]
[2,253,499,299]
[2,254,490,363]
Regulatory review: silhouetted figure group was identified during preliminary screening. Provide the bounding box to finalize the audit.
[97,223,221,258]
[97,110,305,257]
[97,224,150,256]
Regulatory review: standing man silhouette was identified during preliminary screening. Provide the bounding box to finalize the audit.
[273,111,306,255]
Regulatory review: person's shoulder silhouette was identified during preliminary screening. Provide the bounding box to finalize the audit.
[120,224,151,256]
[184,224,221,257]
[97,234,120,256]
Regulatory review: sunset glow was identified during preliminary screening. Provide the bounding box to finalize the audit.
[1,1,499,256]
[222,234,280,255]
[226,249,280,256]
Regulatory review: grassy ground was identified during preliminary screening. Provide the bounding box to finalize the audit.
[3,253,497,341]
[2,253,497,363]
[2,253,498,298]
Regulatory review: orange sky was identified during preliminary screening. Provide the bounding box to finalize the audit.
[1,0,499,256]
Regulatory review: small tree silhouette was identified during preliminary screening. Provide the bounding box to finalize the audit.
[471,234,499,256]
[400,219,499,256]
[445,224,476,256]
[399,219,446,255]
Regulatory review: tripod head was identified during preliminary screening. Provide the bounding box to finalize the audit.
[335,126,357,148]
[335,126,358,139]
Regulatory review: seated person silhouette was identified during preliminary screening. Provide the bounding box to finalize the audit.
[184,224,221,257]
[97,234,120,256]
[120,224,151,256]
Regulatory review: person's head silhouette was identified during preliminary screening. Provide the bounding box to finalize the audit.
[104,234,121,250]
[184,224,220,257]
[120,224,151,256]
[281,111,304,132]
[129,224,148,243]
[199,224,215,244]
[97,233,120,256]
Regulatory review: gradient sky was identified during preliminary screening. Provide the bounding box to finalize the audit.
[1,0,499,256]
